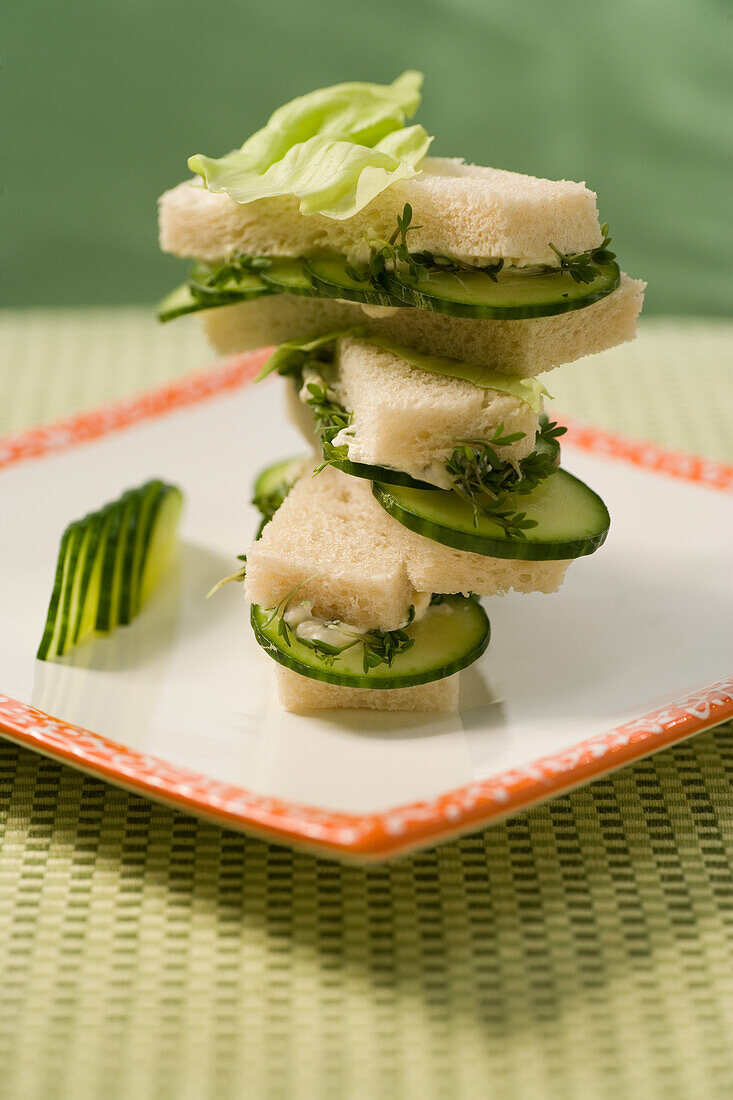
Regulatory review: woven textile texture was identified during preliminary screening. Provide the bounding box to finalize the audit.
[0,311,732,1100]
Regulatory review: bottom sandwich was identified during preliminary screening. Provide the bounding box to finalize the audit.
[237,461,580,712]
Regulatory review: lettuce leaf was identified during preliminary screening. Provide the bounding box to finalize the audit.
[188,72,432,221]
[254,329,365,383]
[257,330,549,414]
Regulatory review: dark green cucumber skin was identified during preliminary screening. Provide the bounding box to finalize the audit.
[372,471,610,562]
[327,453,435,490]
[129,481,167,618]
[95,492,137,631]
[95,501,123,631]
[55,526,83,657]
[70,509,109,644]
[37,524,77,659]
[385,262,621,320]
[250,596,490,689]
[118,492,144,625]
[303,257,403,307]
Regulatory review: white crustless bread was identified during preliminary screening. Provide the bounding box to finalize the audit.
[244,465,570,632]
[329,336,538,488]
[159,157,603,268]
[200,275,645,378]
[245,463,418,632]
[273,664,459,712]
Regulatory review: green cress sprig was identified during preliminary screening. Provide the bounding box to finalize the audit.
[263,584,416,672]
[548,224,616,285]
[188,255,270,303]
[299,375,352,473]
[347,204,504,288]
[445,419,566,535]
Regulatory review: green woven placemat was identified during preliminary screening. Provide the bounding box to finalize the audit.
[1,311,732,1100]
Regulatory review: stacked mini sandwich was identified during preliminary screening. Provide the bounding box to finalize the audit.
[158,73,645,712]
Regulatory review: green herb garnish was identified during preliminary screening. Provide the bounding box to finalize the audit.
[263,585,417,672]
[206,554,248,598]
[445,418,566,536]
[298,373,353,474]
[348,203,504,289]
[548,224,616,285]
[188,255,270,302]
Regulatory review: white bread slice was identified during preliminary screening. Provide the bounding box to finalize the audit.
[273,664,459,712]
[159,157,602,267]
[397,523,569,595]
[331,336,538,488]
[201,274,645,378]
[245,462,418,632]
[244,465,570,632]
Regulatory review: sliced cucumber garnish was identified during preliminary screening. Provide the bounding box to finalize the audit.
[37,523,81,661]
[138,483,183,609]
[72,507,115,646]
[37,481,183,660]
[251,594,490,689]
[385,261,621,320]
[372,471,609,561]
[259,258,315,297]
[304,255,402,307]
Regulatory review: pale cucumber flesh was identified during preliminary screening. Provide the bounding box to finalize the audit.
[372,470,610,561]
[251,594,490,689]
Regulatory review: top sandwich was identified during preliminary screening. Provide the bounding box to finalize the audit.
[160,156,604,269]
[157,72,644,375]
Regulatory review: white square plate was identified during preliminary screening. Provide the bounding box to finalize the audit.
[1,349,731,860]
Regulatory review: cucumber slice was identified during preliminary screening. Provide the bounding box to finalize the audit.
[259,258,315,297]
[251,594,490,689]
[372,470,609,561]
[253,457,307,505]
[385,261,621,320]
[72,506,116,646]
[252,456,308,533]
[138,485,183,609]
[157,284,200,322]
[304,256,402,307]
[157,270,273,322]
[96,491,138,632]
[326,453,434,490]
[37,481,183,661]
[37,523,80,660]
[188,263,272,303]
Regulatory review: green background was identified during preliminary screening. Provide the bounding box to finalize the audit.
[4,0,732,315]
